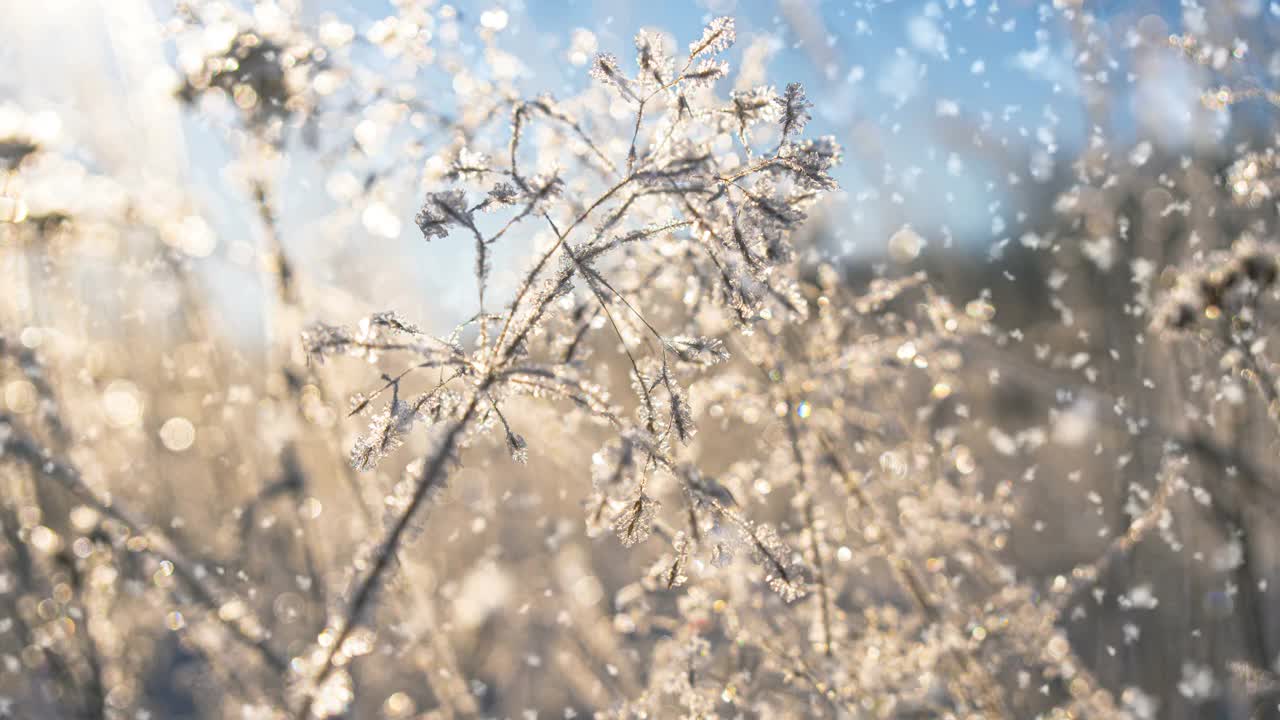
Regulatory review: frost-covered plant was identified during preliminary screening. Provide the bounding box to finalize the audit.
[293,16,844,714]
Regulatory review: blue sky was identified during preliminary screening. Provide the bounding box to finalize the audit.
[2,0,1239,338]
[236,0,1231,333]
[291,0,1217,258]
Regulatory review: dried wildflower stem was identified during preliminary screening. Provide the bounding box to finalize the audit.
[739,334,832,645]
[0,415,287,672]
[250,177,296,307]
[250,171,345,623]
[729,600,858,715]
[819,433,1010,717]
[782,400,833,656]
[321,392,478,718]
[296,391,485,718]
[706,497,802,597]
[819,433,940,619]
[624,99,647,174]
[302,20,835,713]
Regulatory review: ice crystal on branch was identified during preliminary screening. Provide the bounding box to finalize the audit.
[415,190,474,241]
[591,435,643,500]
[589,53,635,99]
[660,368,697,445]
[685,59,729,88]
[504,430,528,464]
[775,82,812,141]
[634,30,674,91]
[781,137,841,191]
[614,493,660,547]
[363,311,420,337]
[687,17,735,59]
[651,531,691,589]
[665,336,730,367]
[350,397,418,472]
[301,323,354,365]
[486,182,519,207]
[741,520,806,602]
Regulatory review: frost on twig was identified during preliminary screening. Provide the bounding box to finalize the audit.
[614,492,660,547]
[415,190,475,241]
[775,82,812,142]
[292,13,838,716]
